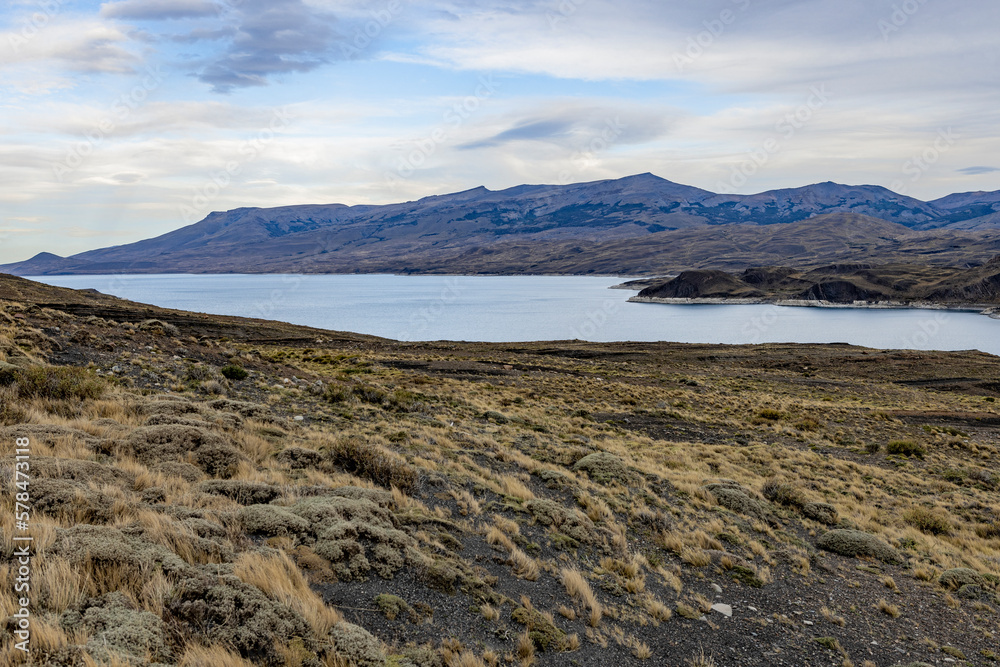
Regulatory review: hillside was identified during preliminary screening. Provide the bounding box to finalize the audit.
[2,275,1000,666]
[3,175,1000,276]
[631,260,1000,311]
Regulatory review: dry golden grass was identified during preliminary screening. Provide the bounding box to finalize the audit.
[821,606,846,627]
[687,648,717,666]
[499,474,535,501]
[480,603,500,622]
[485,524,515,551]
[680,548,711,567]
[82,651,143,667]
[516,629,535,666]
[34,556,82,612]
[450,488,481,516]
[233,551,342,635]
[558,604,576,620]
[561,568,602,626]
[632,638,653,660]
[442,648,487,667]
[877,599,901,618]
[178,643,256,667]
[508,547,540,581]
[643,595,673,622]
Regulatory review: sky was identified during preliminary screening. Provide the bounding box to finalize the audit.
[0,0,998,263]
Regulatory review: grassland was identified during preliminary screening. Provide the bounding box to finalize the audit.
[1,274,999,666]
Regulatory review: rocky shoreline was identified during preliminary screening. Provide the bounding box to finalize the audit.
[627,295,1000,319]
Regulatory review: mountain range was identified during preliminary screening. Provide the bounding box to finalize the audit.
[3,173,1000,276]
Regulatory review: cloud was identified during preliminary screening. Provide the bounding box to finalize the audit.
[0,20,139,74]
[194,0,342,92]
[459,104,674,151]
[462,118,577,149]
[100,0,223,21]
[958,166,1000,176]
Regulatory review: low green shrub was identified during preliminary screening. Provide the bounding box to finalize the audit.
[887,440,925,458]
[327,437,417,492]
[220,364,249,381]
[1,365,105,401]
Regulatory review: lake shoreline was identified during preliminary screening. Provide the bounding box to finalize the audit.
[628,295,1000,319]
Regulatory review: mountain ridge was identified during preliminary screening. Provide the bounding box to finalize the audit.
[3,173,1000,276]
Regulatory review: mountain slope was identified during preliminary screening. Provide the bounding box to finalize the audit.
[2,174,1000,275]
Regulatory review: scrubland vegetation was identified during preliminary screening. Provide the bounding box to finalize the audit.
[1,276,999,665]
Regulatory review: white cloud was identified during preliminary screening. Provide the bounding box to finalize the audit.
[0,18,139,74]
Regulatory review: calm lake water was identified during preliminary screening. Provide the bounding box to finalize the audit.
[28,274,1000,355]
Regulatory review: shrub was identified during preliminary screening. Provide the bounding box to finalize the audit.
[525,499,595,543]
[865,441,881,454]
[975,522,1000,539]
[761,480,805,507]
[275,446,324,469]
[238,504,310,536]
[220,364,249,381]
[573,451,631,485]
[329,622,386,667]
[887,440,925,458]
[802,502,839,526]
[1,365,105,400]
[816,529,901,563]
[69,592,170,663]
[138,319,180,336]
[0,389,27,425]
[939,568,985,590]
[511,605,566,652]
[755,408,784,421]
[294,495,419,580]
[200,480,282,505]
[374,594,415,622]
[704,485,766,519]
[903,506,951,535]
[167,574,317,664]
[326,437,417,492]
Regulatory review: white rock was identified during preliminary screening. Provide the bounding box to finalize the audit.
[803,621,813,626]
[293,416,305,421]
[748,606,758,612]
[710,583,723,593]
[710,604,732,618]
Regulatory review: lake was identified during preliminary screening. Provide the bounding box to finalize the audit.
[28,274,1000,355]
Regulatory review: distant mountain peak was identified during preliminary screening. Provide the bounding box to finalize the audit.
[2,174,1000,276]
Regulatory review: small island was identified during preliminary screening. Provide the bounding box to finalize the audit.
[625,259,1000,318]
